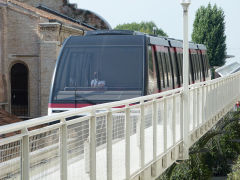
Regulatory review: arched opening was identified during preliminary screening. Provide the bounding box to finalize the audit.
[11,63,28,116]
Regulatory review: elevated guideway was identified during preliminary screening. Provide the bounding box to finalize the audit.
[1,72,240,180]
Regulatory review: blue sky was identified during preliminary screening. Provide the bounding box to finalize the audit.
[70,0,240,64]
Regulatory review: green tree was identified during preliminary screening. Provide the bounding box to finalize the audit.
[157,111,240,180]
[228,156,240,179]
[192,3,226,66]
[114,21,167,37]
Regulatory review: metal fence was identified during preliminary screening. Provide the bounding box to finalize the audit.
[0,72,240,180]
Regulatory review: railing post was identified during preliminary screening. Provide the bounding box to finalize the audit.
[181,0,191,159]
[163,98,167,152]
[153,100,157,161]
[90,111,96,180]
[196,88,200,128]
[205,85,208,125]
[193,89,196,130]
[172,96,176,145]
[212,84,215,118]
[140,100,145,168]
[125,105,130,179]
[107,109,113,180]
[60,118,68,180]
[209,84,213,125]
[152,99,157,177]
[180,94,183,141]
[21,127,29,180]
[216,82,220,114]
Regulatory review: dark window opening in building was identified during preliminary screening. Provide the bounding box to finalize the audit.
[11,63,28,117]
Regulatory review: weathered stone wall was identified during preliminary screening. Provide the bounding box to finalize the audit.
[0,5,7,108]
[0,6,3,74]
[5,6,40,117]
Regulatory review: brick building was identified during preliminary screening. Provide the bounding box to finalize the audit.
[0,0,111,118]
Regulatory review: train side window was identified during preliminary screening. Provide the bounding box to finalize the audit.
[147,46,158,94]
[205,54,210,77]
[190,54,194,82]
[194,54,199,81]
[189,54,195,83]
[202,54,207,80]
[203,54,207,78]
[156,51,165,90]
[196,53,202,81]
[161,52,169,88]
[200,53,204,81]
[205,56,209,77]
[192,54,196,81]
[202,54,208,78]
[196,54,200,80]
[170,49,179,88]
[165,52,173,89]
[177,53,183,84]
[197,54,202,81]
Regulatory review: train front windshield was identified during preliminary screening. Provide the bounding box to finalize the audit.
[51,45,143,105]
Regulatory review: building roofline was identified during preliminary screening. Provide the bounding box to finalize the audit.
[6,0,93,31]
[37,5,97,30]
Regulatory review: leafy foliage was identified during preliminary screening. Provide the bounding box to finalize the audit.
[169,155,212,180]
[157,112,240,179]
[192,3,226,67]
[228,156,240,179]
[114,21,167,37]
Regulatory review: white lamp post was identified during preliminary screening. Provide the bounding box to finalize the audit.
[181,0,191,160]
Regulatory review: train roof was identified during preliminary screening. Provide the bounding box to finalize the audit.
[168,39,182,48]
[65,34,145,47]
[189,42,198,49]
[85,30,144,36]
[87,30,170,46]
[197,44,207,50]
[66,30,170,47]
[66,30,206,50]
[149,36,169,46]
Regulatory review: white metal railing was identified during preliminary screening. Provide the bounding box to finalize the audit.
[1,72,240,180]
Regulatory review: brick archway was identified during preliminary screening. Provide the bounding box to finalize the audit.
[10,63,29,117]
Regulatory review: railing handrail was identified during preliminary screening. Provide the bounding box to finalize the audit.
[0,88,182,135]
